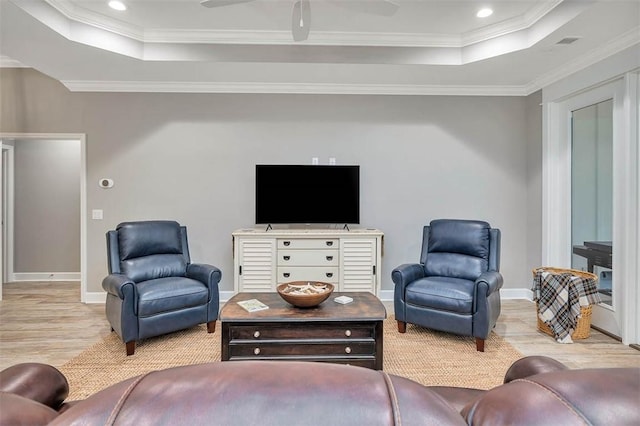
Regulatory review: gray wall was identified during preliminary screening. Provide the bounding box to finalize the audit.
[1,68,542,295]
[13,139,81,272]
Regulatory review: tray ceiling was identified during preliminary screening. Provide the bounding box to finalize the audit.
[1,0,638,95]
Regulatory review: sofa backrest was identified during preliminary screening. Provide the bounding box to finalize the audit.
[421,219,499,281]
[107,221,190,282]
[49,361,467,426]
[463,367,640,425]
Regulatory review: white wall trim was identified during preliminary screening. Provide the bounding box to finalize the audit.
[500,288,534,300]
[59,41,639,96]
[526,30,640,95]
[60,81,529,96]
[12,272,80,281]
[0,55,28,68]
[1,144,15,289]
[84,291,106,304]
[619,71,639,345]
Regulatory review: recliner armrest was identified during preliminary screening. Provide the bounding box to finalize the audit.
[475,271,503,295]
[0,363,69,410]
[186,263,222,288]
[102,274,135,299]
[392,263,425,287]
[503,356,568,383]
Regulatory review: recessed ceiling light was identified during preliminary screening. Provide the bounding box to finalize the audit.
[477,8,493,18]
[108,1,127,11]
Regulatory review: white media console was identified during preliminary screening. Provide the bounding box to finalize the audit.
[232,227,384,295]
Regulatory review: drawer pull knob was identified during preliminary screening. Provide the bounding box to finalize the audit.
[326,273,333,278]
[326,241,333,246]
[253,331,260,338]
[345,347,351,354]
[283,273,290,278]
[283,241,291,246]
[345,330,352,337]
[283,256,290,261]
[254,348,261,355]
[326,256,333,261]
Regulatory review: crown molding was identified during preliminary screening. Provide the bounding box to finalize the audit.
[0,55,28,68]
[525,28,640,94]
[44,0,145,39]
[144,28,462,47]
[41,0,564,48]
[462,0,563,46]
[61,80,528,96]
[60,30,639,96]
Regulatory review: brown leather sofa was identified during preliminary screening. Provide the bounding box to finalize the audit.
[1,356,638,425]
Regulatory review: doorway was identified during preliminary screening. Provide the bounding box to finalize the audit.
[570,99,618,336]
[0,133,86,302]
[543,73,639,345]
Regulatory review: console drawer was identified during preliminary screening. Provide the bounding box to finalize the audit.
[277,239,338,250]
[277,249,339,266]
[277,266,339,283]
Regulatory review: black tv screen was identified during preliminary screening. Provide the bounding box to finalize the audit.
[255,165,360,224]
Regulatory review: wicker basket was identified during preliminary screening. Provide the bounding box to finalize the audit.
[532,267,597,340]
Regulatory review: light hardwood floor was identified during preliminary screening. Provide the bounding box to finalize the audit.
[0,281,638,371]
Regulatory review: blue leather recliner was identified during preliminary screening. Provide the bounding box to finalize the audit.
[392,219,503,352]
[102,220,221,355]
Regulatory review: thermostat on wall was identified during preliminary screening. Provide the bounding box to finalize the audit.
[99,178,114,188]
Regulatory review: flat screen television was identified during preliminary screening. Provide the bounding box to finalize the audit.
[255,164,360,225]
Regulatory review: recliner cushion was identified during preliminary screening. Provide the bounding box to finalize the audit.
[405,277,475,314]
[121,254,187,283]
[425,220,490,281]
[136,277,209,317]
[117,221,183,260]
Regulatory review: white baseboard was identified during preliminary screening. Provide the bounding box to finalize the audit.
[84,291,107,304]
[500,288,534,300]
[83,288,534,304]
[12,272,81,282]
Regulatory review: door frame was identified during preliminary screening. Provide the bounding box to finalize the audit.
[542,72,639,345]
[0,133,87,302]
[1,144,15,292]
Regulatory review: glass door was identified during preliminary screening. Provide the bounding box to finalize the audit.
[570,99,619,336]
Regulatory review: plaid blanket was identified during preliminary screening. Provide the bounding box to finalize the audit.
[532,269,601,343]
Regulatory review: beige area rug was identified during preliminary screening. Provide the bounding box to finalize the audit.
[60,317,523,400]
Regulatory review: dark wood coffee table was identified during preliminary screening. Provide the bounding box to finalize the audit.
[220,292,386,370]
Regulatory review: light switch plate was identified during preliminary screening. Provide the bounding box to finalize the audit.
[92,209,103,220]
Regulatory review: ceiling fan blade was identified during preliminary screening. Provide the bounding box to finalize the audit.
[200,0,255,8]
[291,0,311,42]
[330,0,399,17]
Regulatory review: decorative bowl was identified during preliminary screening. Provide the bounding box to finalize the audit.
[276,281,335,308]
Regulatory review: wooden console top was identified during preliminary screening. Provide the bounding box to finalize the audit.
[221,292,386,322]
